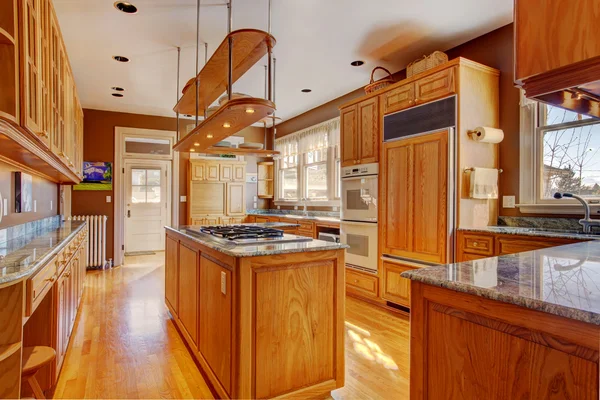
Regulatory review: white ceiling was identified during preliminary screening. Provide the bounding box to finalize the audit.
[54,0,513,123]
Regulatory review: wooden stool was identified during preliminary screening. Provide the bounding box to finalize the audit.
[21,346,56,399]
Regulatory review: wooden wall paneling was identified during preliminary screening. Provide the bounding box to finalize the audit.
[199,255,232,396]
[178,243,199,348]
[456,63,500,229]
[0,280,24,400]
[165,235,179,313]
[254,260,335,399]
[410,282,600,400]
[514,0,600,83]
[340,105,358,167]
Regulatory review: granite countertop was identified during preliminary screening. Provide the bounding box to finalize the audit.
[402,241,600,325]
[459,226,600,241]
[166,223,348,258]
[0,221,86,285]
[247,212,341,224]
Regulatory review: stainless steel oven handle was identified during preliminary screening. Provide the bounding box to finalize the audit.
[341,175,378,181]
[341,220,378,226]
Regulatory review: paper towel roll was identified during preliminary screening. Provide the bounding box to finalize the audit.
[470,127,504,143]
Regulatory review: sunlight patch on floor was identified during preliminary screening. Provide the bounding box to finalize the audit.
[346,324,399,371]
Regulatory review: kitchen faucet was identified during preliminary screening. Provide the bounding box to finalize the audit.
[301,197,309,217]
[554,192,600,233]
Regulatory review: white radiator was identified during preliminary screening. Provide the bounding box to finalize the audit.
[69,215,108,268]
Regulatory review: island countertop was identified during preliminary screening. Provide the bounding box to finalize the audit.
[165,223,348,258]
[402,240,600,325]
[459,225,600,241]
[0,220,86,285]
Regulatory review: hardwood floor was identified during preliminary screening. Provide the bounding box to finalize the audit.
[53,253,409,399]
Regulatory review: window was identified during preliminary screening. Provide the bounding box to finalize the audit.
[275,118,340,204]
[519,91,600,213]
[131,168,161,203]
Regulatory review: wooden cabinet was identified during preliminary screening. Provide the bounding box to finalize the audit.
[340,105,358,167]
[178,243,199,347]
[515,0,600,118]
[165,236,179,313]
[220,163,233,181]
[414,67,455,104]
[346,268,378,298]
[189,160,247,224]
[220,216,244,225]
[383,83,414,114]
[340,97,379,167]
[381,130,448,263]
[21,0,42,135]
[257,161,273,199]
[381,260,417,307]
[226,182,245,216]
[55,262,69,371]
[456,230,586,262]
[199,256,232,395]
[0,0,19,125]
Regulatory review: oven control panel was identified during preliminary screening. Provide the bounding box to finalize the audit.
[341,162,379,178]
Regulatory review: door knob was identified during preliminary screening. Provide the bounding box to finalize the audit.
[127,210,131,218]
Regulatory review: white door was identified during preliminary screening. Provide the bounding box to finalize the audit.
[125,163,169,253]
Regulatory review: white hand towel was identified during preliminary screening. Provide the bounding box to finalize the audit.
[470,167,498,199]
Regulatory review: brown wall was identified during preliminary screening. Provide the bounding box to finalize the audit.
[73,109,180,260]
[273,24,526,217]
[0,161,58,228]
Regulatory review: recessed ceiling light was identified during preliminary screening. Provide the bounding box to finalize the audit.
[245,108,255,114]
[194,142,200,146]
[112,93,124,97]
[301,89,312,93]
[206,134,213,139]
[190,148,195,152]
[223,122,231,128]
[114,1,138,14]
[350,60,364,67]
[112,55,130,63]
[111,87,125,91]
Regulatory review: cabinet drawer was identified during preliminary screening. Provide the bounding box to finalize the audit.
[382,260,419,307]
[383,83,415,114]
[26,257,58,316]
[296,221,314,232]
[460,252,489,262]
[414,68,456,104]
[496,238,558,255]
[462,234,494,255]
[346,269,378,297]
[255,216,270,223]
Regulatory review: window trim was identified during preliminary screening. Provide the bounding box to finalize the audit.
[517,95,600,213]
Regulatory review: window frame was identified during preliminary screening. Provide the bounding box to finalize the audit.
[274,126,341,207]
[518,95,600,213]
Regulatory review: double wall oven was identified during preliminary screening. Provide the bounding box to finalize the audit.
[340,163,378,273]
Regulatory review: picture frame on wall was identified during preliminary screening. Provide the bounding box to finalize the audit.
[15,172,33,213]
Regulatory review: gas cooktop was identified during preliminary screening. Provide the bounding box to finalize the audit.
[194,225,312,245]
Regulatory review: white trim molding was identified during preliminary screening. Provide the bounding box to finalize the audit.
[114,127,178,266]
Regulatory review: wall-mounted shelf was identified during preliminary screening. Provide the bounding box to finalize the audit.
[202,147,279,157]
[257,161,274,199]
[174,29,276,116]
[174,97,276,152]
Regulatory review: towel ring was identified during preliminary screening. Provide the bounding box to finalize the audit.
[464,167,503,173]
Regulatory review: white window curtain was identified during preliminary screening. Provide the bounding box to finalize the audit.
[275,118,340,157]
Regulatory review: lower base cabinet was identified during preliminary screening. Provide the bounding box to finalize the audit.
[381,261,416,308]
[178,244,199,347]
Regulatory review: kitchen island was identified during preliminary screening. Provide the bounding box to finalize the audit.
[164,223,348,399]
[402,241,600,399]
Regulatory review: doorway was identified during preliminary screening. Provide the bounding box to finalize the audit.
[124,161,170,254]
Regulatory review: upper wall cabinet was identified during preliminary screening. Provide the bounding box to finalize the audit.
[0,0,82,183]
[340,97,379,167]
[515,0,600,118]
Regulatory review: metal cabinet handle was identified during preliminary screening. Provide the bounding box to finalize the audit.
[473,242,478,247]
[45,276,56,283]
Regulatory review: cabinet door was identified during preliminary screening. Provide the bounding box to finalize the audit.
[165,236,179,313]
[414,68,456,105]
[22,0,42,135]
[199,256,232,395]
[49,11,62,156]
[340,105,358,167]
[206,163,219,181]
[38,0,51,146]
[383,83,414,114]
[381,261,416,307]
[233,164,245,182]
[204,215,220,225]
[190,182,225,215]
[191,162,205,181]
[382,130,448,263]
[220,164,233,181]
[178,244,198,346]
[226,182,245,216]
[358,97,379,164]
